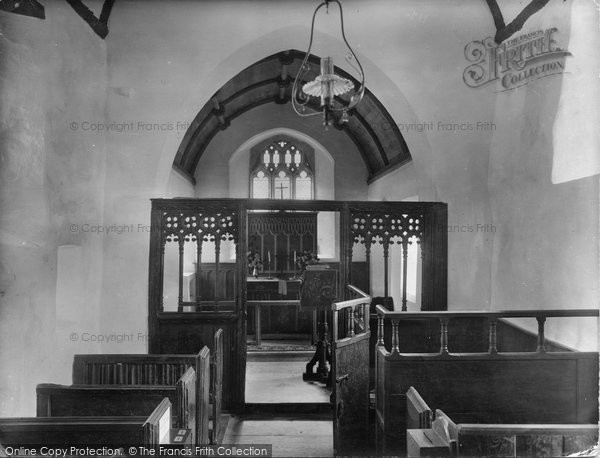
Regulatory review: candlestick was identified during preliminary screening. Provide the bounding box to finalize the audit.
[268,251,271,263]
[292,250,297,280]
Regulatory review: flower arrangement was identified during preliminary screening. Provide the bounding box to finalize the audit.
[247,250,263,270]
[295,249,319,273]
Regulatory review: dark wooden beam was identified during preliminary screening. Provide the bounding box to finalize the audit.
[99,0,115,23]
[174,51,412,182]
[494,0,551,44]
[484,0,553,44]
[65,0,115,39]
[484,0,505,31]
[366,155,412,185]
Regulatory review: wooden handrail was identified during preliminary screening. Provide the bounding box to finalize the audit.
[375,305,598,355]
[332,285,370,311]
[375,305,599,319]
[347,284,369,298]
[332,285,371,341]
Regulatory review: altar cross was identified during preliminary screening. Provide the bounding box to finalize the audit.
[275,182,289,199]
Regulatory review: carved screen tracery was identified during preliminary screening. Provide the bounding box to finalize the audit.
[162,206,238,310]
[351,211,424,311]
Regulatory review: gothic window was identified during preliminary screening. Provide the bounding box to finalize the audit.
[251,170,270,199]
[250,139,314,200]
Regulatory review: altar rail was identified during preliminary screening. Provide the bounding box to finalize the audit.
[374,306,600,454]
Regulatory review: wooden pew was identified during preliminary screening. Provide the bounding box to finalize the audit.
[374,308,600,454]
[408,404,599,457]
[72,340,223,444]
[0,397,172,448]
[36,366,196,442]
[72,346,209,444]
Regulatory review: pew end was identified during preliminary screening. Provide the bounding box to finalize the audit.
[143,397,172,445]
[407,386,433,429]
[0,397,173,448]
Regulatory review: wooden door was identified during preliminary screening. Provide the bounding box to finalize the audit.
[331,287,371,455]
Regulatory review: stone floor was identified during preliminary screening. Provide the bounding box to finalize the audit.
[223,414,333,457]
[232,351,334,457]
[245,352,331,404]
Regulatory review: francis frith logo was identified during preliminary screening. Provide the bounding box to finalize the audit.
[463,27,571,91]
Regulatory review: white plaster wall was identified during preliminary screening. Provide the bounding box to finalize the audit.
[166,169,195,198]
[196,103,366,201]
[0,1,108,415]
[366,1,599,349]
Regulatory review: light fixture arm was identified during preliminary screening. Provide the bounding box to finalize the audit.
[291,0,366,124]
[333,0,365,110]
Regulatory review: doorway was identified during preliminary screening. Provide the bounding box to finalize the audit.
[244,207,339,406]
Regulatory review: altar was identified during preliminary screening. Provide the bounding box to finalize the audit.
[246,277,313,345]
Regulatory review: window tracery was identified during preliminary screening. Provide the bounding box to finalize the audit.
[250,139,314,200]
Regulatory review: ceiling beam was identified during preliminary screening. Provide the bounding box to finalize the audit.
[0,0,45,19]
[174,51,411,181]
[65,0,115,39]
[484,0,552,44]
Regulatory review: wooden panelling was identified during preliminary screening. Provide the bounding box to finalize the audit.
[376,351,599,454]
[197,263,237,301]
[459,432,516,456]
[457,424,600,457]
[333,335,370,454]
[152,316,236,410]
[388,357,597,424]
[248,212,317,275]
[349,262,369,295]
[331,287,371,456]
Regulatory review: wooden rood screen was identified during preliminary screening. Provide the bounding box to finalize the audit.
[147,198,448,408]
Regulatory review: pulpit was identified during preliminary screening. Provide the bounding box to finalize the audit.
[300,267,338,384]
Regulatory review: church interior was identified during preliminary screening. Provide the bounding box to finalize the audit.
[0,0,599,456]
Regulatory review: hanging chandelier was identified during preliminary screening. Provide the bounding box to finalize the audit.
[291,0,365,127]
